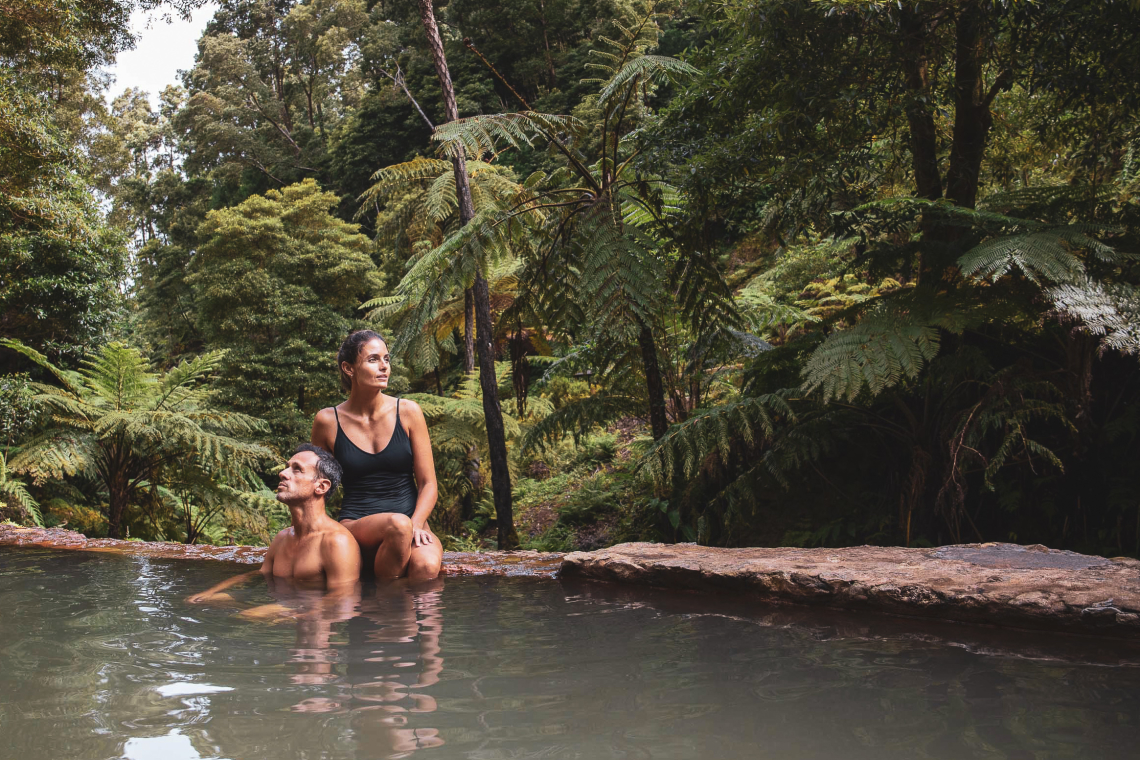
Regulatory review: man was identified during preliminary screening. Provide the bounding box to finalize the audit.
[188,444,360,603]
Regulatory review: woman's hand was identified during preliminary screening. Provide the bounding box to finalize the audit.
[412,525,434,547]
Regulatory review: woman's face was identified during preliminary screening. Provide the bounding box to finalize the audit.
[346,338,391,391]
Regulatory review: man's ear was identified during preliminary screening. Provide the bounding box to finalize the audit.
[314,477,331,497]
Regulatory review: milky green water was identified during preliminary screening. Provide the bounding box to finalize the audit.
[2,548,1139,760]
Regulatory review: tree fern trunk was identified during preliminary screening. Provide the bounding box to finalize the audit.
[945,1,1003,210]
[899,7,943,203]
[637,318,669,440]
[417,0,517,548]
[107,481,128,539]
[463,288,475,373]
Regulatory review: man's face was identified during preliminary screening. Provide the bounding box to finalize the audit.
[277,451,327,504]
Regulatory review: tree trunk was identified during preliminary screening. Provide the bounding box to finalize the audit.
[637,318,669,440]
[472,272,519,548]
[417,0,518,548]
[899,7,943,203]
[944,1,997,210]
[463,287,475,373]
[107,481,128,540]
[537,0,557,88]
[510,323,529,419]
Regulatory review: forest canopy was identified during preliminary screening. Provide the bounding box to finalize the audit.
[2,0,1140,559]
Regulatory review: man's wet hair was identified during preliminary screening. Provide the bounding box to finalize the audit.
[337,329,388,392]
[294,443,341,494]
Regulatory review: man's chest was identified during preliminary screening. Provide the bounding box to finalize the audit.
[273,536,325,581]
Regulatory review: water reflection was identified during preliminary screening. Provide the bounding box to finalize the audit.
[122,730,224,760]
[246,577,447,759]
[4,550,1140,760]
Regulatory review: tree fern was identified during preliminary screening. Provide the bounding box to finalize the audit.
[0,452,42,527]
[0,339,274,540]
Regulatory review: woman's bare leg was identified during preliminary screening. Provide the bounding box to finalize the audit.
[406,529,443,581]
[342,513,415,579]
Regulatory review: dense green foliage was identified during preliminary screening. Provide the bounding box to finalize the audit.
[192,178,380,446]
[4,0,1140,557]
[2,338,274,539]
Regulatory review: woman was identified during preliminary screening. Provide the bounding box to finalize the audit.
[311,330,442,580]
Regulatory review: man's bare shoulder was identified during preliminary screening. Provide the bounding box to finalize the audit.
[322,522,357,546]
[320,524,361,578]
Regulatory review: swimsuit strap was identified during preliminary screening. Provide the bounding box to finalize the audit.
[333,405,342,431]
[396,397,401,422]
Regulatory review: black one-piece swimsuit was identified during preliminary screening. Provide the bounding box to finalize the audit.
[333,400,418,521]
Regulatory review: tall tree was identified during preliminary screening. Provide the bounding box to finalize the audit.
[416,0,518,548]
[190,179,381,447]
[430,4,715,443]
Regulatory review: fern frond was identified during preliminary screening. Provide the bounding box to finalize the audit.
[9,430,98,480]
[801,303,942,402]
[1048,277,1140,355]
[598,55,699,106]
[738,288,820,333]
[959,231,1088,284]
[639,394,793,485]
[80,343,157,411]
[522,392,643,452]
[432,112,583,159]
[0,453,43,527]
[0,338,84,397]
[155,350,226,410]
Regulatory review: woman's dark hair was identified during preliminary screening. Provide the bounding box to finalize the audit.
[337,329,387,392]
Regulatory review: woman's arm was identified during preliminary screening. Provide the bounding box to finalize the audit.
[403,399,439,547]
[310,407,338,453]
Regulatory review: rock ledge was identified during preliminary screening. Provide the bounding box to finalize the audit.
[0,524,561,577]
[561,541,1140,638]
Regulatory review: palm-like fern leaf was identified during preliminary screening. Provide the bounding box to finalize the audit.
[1048,277,1140,355]
[801,303,943,402]
[0,452,43,527]
[0,338,83,396]
[597,55,699,106]
[639,394,793,485]
[958,228,1121,285]
[432,112,584,159]
[522,392,644,452]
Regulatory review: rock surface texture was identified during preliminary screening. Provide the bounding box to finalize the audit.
[561,542,1140,638]
[6,525,1140,637]
[0,525,561,577]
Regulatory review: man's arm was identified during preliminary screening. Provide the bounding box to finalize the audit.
[188,529,285,603]
[322,531,362,589]
[186,570,261,604]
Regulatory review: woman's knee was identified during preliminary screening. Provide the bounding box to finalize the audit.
[382,514,414,541]
[407,548,442,581]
